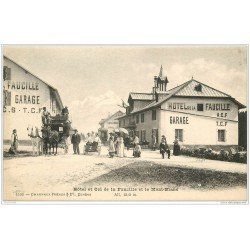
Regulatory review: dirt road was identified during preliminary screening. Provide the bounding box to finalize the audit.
[3,147,247,202]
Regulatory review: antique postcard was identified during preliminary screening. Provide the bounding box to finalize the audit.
[2,45,248,202]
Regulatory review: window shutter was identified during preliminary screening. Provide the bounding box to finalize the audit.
[3,66,11,80]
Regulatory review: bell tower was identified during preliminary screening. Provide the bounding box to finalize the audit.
[153,65,169,93]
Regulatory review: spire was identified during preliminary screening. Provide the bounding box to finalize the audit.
[159,65,163,77]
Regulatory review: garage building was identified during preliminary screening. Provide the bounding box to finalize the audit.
[3,56,64,144]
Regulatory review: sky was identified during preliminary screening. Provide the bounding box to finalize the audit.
[3,45,248,133]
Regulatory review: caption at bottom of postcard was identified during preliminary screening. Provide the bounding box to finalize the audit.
[13,186,179,199]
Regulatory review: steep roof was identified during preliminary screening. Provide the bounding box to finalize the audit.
[175,79,231,98]
[3,55,64,109]
[129,79,246,114]
[129,92,154,101]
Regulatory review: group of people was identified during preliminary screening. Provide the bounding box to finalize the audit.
[107,133,181,159]
[8,124,180,160]
[71,130,102,155]
[108,133,141,158]
[85,132,102,155]
[41,106,69,126]
[159,135,180,159]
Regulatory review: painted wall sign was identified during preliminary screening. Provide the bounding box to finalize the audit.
[217,113,227,118]
[168,103,196,110]
[6,82,39,91]
[14,95,40,104]
[170,116,189,124]
[3,106,43,114]
[205,103,230,111]
[216,121,227,126]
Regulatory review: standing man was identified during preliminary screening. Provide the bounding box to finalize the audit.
[71,129,81,154]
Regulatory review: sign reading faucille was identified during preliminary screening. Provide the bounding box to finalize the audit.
[205,103,230,111]
[6,82,39,90]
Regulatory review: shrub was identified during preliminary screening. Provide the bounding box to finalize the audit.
[180,146,247,163]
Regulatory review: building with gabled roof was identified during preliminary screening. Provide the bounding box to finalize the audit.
[3,55,64,143]
[98,110,124,142]
[118,66,245,149]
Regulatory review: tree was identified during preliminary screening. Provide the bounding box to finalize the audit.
[238,111,247,150]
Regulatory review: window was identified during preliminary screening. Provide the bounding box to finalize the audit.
[152,110,157,120]
[218,129,226,142]
[3,89,11,106]
[152,129,158,143]
[141,113,145,123]
[175,129,183,142]
[3,66,11,80]
[136,115,139,124]
[197,103,204,111]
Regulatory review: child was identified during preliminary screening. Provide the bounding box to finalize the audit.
[133,143,141,158]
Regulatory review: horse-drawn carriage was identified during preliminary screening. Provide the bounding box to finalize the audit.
[27,114,71,155]
[48,114,71,154]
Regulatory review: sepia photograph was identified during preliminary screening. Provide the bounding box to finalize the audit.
[2,45,248,202]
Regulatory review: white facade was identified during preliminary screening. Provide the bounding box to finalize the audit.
[161,97,239,146]
[3,56,63,142]
[118,71,244,148]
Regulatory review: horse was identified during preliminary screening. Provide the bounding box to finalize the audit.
[49,129,60,155]
[27,126,43,155]
[42,126,60,155]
